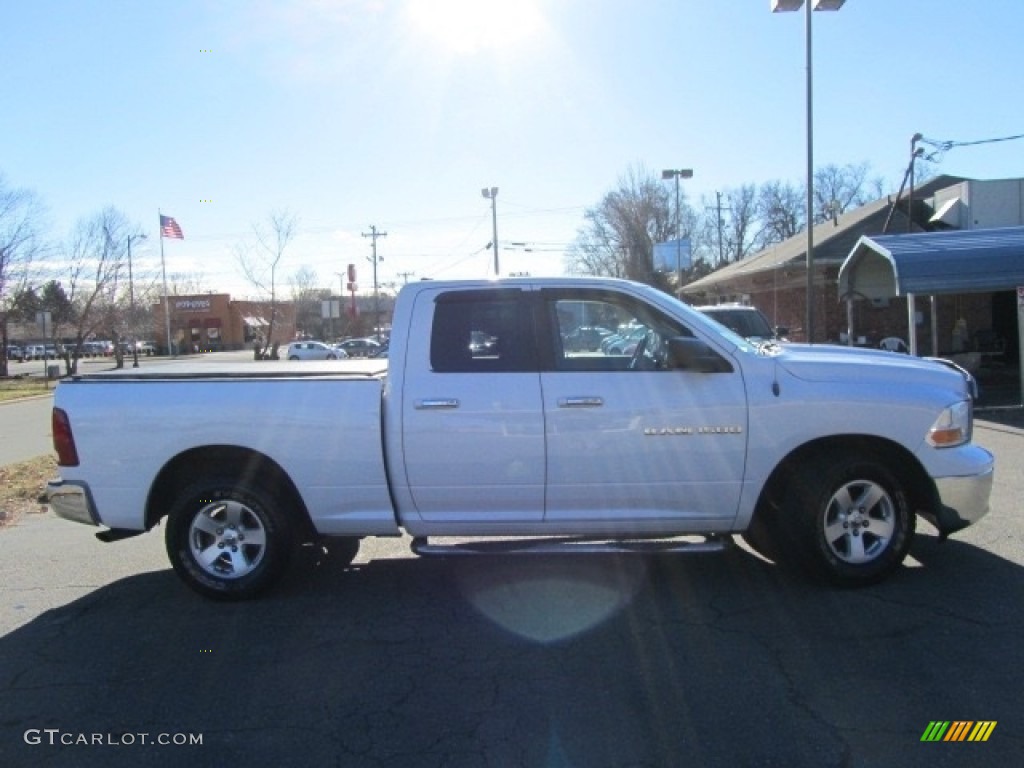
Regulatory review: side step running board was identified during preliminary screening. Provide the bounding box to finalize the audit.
[410,535,732,557]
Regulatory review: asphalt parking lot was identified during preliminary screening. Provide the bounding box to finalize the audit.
[0,406,1022,767]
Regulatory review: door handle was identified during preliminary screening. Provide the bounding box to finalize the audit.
[415,398,460,410]
[558,397,604,408]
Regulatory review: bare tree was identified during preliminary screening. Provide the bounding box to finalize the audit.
[692,162,886,277]
[719,184,762,264]
[813,162,884,220]
[566,165,689,289]
[165,271,208,297]
[570,160,889,291]
[757,180,804,244]
[61,207,134,373]
[289,265,326,338]
[237,209,298,358]
[0,174,47,377]
[565,208,630,279]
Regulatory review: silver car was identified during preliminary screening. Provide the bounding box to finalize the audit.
[286,341,348,360]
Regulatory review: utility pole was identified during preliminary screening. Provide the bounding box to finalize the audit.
[362,225,387,339]
[705,192,731,267]
[396,271,416,285]
[481,187,499,277]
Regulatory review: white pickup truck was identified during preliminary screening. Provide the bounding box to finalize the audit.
[47,278,994,599]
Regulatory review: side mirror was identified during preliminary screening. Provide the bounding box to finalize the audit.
[667,337,733,373]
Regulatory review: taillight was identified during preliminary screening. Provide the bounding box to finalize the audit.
[52,407,80,466]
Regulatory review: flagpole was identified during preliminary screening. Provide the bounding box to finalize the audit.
[159,210,173,356]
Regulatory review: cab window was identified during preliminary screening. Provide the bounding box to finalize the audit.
[543,290,690,372]
[430,291,536,373]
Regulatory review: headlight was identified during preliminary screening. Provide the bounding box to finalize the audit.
[927,400,972,448]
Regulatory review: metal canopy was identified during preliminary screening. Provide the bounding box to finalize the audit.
[839,226,1024,300]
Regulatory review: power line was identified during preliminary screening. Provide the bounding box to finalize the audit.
[919,131,1024,162]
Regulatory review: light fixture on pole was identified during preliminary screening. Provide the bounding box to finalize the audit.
[481,187,499,277]
[127,233,147,368]
[771,0,846,343]
[661,169,693,296]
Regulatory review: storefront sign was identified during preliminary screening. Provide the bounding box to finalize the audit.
[175,299,212,312]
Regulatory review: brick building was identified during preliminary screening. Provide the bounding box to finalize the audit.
[681,175,1023,361]
[151,294,296,353]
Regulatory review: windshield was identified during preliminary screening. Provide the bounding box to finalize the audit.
[700,308,775,340]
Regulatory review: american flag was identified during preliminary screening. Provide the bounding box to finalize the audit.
[160,215,184,239]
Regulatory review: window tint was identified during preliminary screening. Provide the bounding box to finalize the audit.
[431,293,534,372]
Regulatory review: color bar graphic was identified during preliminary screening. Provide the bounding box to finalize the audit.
[920,721,996,742]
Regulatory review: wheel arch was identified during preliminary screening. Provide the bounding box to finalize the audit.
[756,434,939,523]
[145,445,316,540]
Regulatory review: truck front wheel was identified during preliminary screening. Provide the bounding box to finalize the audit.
[783,456,915,587]
[165,478,294,600]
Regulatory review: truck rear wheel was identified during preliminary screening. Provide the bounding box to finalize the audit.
[782,456,915,587]
[165,478,294,600]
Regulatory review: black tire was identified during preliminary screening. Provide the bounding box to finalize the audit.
[165,477,295,600]
[780,456,915,587]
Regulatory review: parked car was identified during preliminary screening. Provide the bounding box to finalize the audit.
[23,344,45,360]
[603,326,648,355]
[136,340,158,356]
[286,341,348,360]
[562,325,613,352]
[79,341,104,357]
[5,344,24,361]
[334,337,381,358]
[696,304,787,343]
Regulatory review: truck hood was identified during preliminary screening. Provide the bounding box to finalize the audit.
[773,343,969,393]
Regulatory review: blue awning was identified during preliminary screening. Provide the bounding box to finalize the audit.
[839,226,1024,299]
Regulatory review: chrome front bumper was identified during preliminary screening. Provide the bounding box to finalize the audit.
[46,480,99,526]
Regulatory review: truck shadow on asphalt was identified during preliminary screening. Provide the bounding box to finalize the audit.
[2,537,1022,768]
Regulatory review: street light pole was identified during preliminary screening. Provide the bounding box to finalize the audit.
[771,0,845,343]
[127,233,147,368]
[481,187,499,277]
[661,169,693,296]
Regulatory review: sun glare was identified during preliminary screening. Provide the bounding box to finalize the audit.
[405,0,545,55]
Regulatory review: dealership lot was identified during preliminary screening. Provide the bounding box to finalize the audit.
[0,414,1021,767]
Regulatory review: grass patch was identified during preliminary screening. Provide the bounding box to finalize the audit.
[0,455,56,529]
[0,375,56,402]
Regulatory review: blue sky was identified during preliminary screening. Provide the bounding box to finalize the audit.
[4,0,1022,297]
